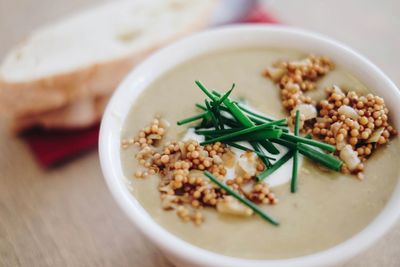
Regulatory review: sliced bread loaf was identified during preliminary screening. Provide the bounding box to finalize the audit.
[0,0,218,130]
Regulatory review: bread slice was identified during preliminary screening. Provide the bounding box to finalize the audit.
[0,0,218,131]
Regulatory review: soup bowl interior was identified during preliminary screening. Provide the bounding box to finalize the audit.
[99,25,400,267]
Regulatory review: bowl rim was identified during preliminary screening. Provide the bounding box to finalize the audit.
[99,24,400,267]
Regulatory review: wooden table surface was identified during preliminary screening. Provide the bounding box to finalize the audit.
[1,0,399,266]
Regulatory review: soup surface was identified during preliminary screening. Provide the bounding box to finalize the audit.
[120,48,399,259]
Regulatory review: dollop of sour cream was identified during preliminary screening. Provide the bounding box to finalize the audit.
[183,128,303,188]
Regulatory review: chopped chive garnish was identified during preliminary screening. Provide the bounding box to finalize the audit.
[178,80,344,221]
[211,91,253,127]
[259,139,280,155]
[197,101,288,129]
[240,130,283,142]
[242,112,287,128]
[279,127,290,133]
[291,110,300,193]
[203,171,279,226]
[196,128,245,136]
[257,150,294,181]
[220,117,240,128]
[236,103,273,122]
[294,112,300,137]
[270,138,296,149]
[195,103,206,110]
[198,102,231,113]
[281,133,336,152]
[212,91,273,123]
[216,84,235,106]
[195,80,218,102]
[228,102,255,127]
[291,151,299,193]
[203,84,278,168]
[177,112,207,125]
[201,128,282,145]
[202,119,282,139]
[297,143,342,171]
[240,112,274,125]
[213,91,275,125]
[250,141,271,167]
[271,138,342,172]
[217,114,225,129]
[205,100,220,130]
[214,106,225,130]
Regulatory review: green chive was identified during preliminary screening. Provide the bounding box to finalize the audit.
[291,110,300,193]
[195,80,218,102]
[210,90,252,127]
[257,150,294,181]
[196,102,288,131]
[194,116,238,129]
[271,138,342,172]
[196,103,244,129]
[259,139,280,155]
[294,112,300,136]
[211,91,273,123]
[196,128,244,136]
[236,103,273,122]
[205,100,220,130]
[214,105,225,130]
[196,103,207,110]
[291,150,299,193]
[297,143,343,171]
[271,138,296,149]
[250,141,272,167]
[225,119,283,136]
[177,112,207,125]
[203,171,279,226]
[216,84,235,106]
[201,128,282,145]
[229,102,255,127]
[197,102,230,113]
[220,116,241,128]
[239,130,283,142]
[212,91,275,124]
[281,132,336,152]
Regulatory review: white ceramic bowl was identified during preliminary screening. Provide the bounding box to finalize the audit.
[99,25,400,267]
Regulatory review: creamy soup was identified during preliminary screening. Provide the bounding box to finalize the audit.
[120,48,399,259]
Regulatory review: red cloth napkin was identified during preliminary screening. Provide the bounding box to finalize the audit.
[23,5,278,167]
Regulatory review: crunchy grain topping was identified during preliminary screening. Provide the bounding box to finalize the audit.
[264,55,334,111]
[122,117,168,150]
[308,86,397,175]
[265,56,397,177]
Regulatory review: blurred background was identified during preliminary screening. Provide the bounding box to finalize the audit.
[0,0,399,266]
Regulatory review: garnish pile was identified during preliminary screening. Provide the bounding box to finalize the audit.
[124,121,280,225]
[264,55,397,179]
[175,80,343,224]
